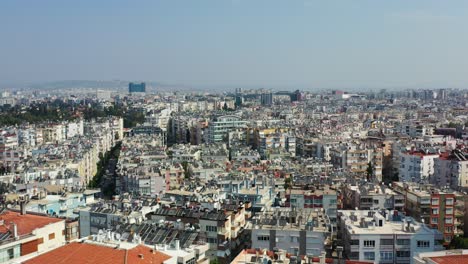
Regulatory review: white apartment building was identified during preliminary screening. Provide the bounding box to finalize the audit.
[0,130,18,148]
[250,208,331,257]
[433,149,468,190]
[208,115,247,143]
[399,150,439,182]
[339,210,443,264]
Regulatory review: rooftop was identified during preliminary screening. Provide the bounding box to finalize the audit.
[339,210,441,236]
[23,242,171,264]
[0,210,63,237]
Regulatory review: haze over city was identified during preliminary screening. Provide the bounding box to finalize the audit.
[3,2,468,264]
[1,0,468,90]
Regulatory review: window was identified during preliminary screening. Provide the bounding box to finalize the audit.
[432,217,438,224]
[446,198,454,205]
[380,239,394,245]
[396,251,410,258]
[205,226,217,232]
[7,248,14,260]
[417,240,430,248]
[363,240,375,248]
[396,239,410,246]
[364,252,375,260]
[445,217,453,224]
[421,198,430,204]
[48,233,55,240]
[290,199,297,203]
[432,208,439,215]
[350,240,359,245]
[348,252,359,260]
[445,226,453,233]
[446,208,453,214]
[257,235,270,241]
[380,252,393,261]
[207,237,218,244]
[432,198,439,205]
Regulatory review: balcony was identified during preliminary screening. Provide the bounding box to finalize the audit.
[380,244,394,250]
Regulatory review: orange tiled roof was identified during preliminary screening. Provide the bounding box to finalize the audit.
[0,211,63,236]
[24,242,171,264]
[430,255,468,264]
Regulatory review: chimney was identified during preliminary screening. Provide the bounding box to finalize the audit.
[20,201,26,215]
[10,222,18,239]
[320,251,326,264]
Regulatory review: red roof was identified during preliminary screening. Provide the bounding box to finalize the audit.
[406,151,439,157]
[429,255,468,264]
[0,211,63,236]
[24,242,171,264]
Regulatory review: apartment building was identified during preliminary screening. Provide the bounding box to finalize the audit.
[208,115,247,143]
[338,210,443,264]
[399,150,439,183]
[434,149,468,190]
[393,182,466,245]
[284,187,338,224]
[330,144,383,181]
[343,182,405,211]
[148,206,242,263]
[0,209,66,263]
[250,208,332,257]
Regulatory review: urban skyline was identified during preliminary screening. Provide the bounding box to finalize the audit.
[1,0,468,90]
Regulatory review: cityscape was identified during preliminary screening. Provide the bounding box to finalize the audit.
[1,1,468,264]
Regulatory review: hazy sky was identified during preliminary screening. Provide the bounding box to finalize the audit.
[1,0,468,90]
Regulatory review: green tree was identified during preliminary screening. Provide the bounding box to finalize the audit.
[449,236,468,249]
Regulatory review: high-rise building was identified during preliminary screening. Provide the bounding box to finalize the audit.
[128,82,146,94]
[208,115,247,143]
[260,91,273,106]
[291,90,304,101]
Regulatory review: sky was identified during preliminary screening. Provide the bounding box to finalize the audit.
[1,0,468,90]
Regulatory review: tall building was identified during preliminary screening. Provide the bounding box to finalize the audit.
[128,82,146,94]
[291,90,304,101]
[260,92,273,106]
[208,115,247,143]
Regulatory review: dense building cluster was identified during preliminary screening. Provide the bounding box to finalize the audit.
[0,86,468,263]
